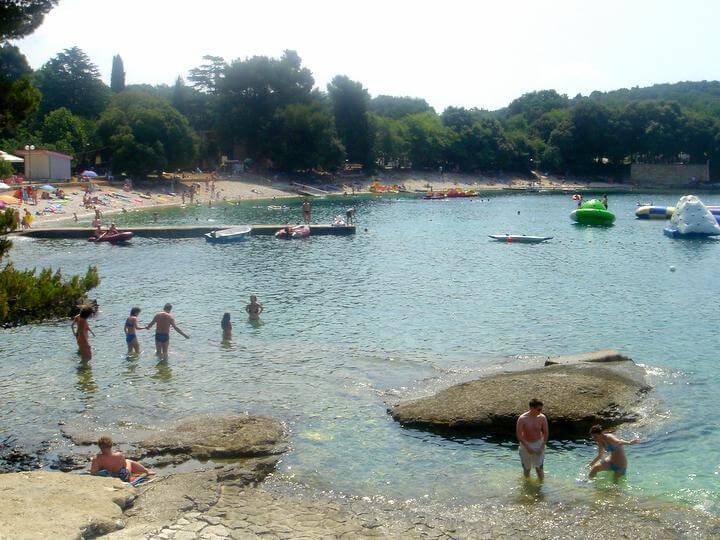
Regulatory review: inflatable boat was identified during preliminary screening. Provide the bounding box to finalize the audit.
[205,225,252,243]
[89,231,133,244]
[570,199,615,225]
[488,234,553,243]
[275,225,310,239]
[635,205,675,219]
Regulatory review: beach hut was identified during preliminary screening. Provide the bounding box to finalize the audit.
[15,149,71,181]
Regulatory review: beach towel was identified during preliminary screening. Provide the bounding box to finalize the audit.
[93,468,150,487]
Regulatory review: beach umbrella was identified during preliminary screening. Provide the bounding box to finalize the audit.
[0,150,23,163]
[38,184,56,191]
[80,170,98,177]
[0,182,10,190]
[0,195,21,205]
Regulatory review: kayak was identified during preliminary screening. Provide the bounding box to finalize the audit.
[570,199,615,225]
[89,231,133,244]
[489,234,553,243]
[275,225,310,239]
[205,225,252,243]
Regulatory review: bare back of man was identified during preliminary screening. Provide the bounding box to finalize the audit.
[146,304,189,360]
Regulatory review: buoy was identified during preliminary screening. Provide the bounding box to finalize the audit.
[670,266,676,272]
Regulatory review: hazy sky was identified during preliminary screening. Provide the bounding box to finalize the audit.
[14,0,720,111]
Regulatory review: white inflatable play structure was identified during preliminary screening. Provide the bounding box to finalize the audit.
[664,195,720,238]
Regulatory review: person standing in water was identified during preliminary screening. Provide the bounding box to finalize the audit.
[588,424,639,481]
[124,307,146,355]
[221,312,232,341]
[146,303,189,360]
[516,398,549,480]
[71,306,96,361]
[302,199,311,224]
[602,194,608,209]
[245,295,264,321]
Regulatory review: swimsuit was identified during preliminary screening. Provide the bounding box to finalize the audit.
[155,332,169,343]
[519,439,545,470]
[603,441,626,475]
[125,319,137,344]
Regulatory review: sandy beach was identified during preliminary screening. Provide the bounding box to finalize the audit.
[0,170,629,230]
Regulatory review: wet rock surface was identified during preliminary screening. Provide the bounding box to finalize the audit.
[390,353,651,438]
[0,436,48,473]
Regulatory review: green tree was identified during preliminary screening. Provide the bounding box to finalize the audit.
[0,207,99,325]
[372,115,409,169]
[110,54,125,92]
[41,107,90,160]
[0,43,40,131]
[0,0,57,40]
[35,47,110,118]
[188,55,226,94]
[265,102,344,171]
[327,75,375,169]
[401,111,452,169]
[216,50,314,158]
[96,90,198,176]
[370,95,433,119]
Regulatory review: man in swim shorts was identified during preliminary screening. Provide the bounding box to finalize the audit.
[516,398,549,480]
[146,303,189,360]
[90,435,153,481]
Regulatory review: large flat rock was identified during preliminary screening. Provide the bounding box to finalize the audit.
[0,471,134,539]
[137,413,287,460]
[390,357,650,438]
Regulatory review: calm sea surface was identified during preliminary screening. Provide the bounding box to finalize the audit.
[3,193,719,514]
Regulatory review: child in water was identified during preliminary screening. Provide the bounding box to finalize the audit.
[71,306,95,361]
[124,307,146,355]
[245,295,264,321]
[221,312,232,341]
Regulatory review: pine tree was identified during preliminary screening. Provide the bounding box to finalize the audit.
[110,54,125,93]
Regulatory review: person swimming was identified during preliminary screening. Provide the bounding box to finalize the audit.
[588,424,640,481]
[145,303,189,360]
[221,312,232,341]
[71,306,95,361]
[124,307,146,355]
[90,435,153,482]
[245,295,264,321]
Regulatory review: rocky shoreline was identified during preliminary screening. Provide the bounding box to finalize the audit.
[2,367,720,538]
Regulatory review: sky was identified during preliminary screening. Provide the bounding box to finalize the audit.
[14,0,720,112]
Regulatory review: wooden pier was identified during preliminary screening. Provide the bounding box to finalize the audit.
[16,224,355,240]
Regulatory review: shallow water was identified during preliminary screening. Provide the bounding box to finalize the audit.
[3,193,720,515]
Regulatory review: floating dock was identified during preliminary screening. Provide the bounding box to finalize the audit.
[16,224,356,240]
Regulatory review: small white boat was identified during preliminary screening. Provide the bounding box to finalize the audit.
[205,226,252,243]
[488,234,553,244]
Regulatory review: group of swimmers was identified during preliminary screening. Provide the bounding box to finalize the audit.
[516,398,640,482]
[72,296,264,362]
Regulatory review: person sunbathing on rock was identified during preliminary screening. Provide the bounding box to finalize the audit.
[90,435,154,482]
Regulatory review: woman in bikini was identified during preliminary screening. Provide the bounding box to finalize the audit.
[71,306,95,361]
[245,295,264,321]
[124,307,146,355]
[588,424,640,481]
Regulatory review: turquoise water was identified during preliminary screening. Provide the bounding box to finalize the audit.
[3,193,720,515]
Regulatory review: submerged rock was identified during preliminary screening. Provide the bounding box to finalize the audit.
[0,471,134,538]
[390,352,651,438]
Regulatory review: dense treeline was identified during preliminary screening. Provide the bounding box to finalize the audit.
[2,6,720,178]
